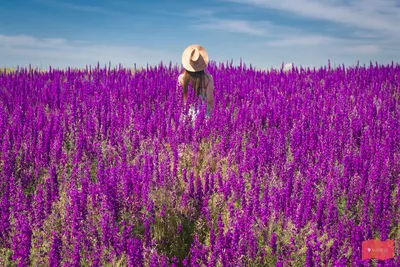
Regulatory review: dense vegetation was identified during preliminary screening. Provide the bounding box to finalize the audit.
[0,61,399,266]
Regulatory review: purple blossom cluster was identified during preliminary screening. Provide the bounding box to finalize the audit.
[0,61,399,266]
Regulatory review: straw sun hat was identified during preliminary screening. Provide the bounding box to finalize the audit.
[181,44,209,72]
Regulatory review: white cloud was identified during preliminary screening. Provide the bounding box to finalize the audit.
[0,34,178,69]
[265,35,338,47]
[0,34,68,48]
[35,0,125,16]
[262,34,383,54]
[62,3,107,13]
[341,44,380,54]
[192,1,399,67]
[225,0,400,35]
[196,19,267,36]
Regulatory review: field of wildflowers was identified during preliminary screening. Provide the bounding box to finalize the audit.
[0,61,399,266]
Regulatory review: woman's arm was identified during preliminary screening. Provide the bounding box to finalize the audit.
[177,74,187,105]
[206,74,215,115]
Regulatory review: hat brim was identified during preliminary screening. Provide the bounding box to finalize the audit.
[182,44,209,72]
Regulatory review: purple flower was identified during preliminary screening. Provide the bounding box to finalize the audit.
[49,231,62,267]
[11,212,32,267]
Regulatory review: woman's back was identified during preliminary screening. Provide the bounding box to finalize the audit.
[177,73,212,99]
[179,44,215,119]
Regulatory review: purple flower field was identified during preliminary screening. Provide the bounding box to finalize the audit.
[0,61,399,266]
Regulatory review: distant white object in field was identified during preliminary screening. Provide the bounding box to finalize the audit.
[263,63,295,72]
[283,63,293,71]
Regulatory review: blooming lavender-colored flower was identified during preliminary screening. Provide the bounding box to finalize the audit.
[270,233,277,255]
[49,231,62,267]
[11,212,32,267]
[127,237,143,267]
[305,242,314,267]
[0,186,11,247]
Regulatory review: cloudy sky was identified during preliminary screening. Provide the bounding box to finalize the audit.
[1,0,399,69]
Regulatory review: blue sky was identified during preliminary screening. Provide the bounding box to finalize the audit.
[1,0,400,69]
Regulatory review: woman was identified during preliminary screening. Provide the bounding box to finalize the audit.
[177,44,215,120]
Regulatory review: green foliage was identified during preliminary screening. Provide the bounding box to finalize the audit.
[0,248,16,267]
[0,68,15,74]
